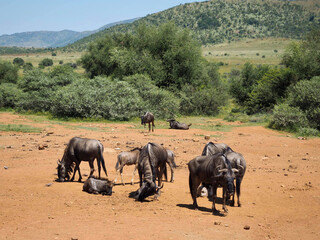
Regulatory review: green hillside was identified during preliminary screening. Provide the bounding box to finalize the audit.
[64,0,320,51]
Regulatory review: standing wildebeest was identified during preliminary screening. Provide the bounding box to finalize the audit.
[163,149,177,182]
[167,119,192,130]
[83,176,114,195]
[201,142,231,156]
[56,137,108,182]
[201,142,246,207]
[114,147,142,185]
[134,142,168,201]
[141,112,155,132]
[188,153,238,213]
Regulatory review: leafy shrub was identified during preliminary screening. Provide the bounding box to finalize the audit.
[23,62,33,72]
[13,57,24,67]
[0,61,18,84]
[246,67,294,114]
[51,77,143,120]
[39,58,53,67]
[297,127,320,137]
[269,103,308,131]
[124,74,180,118]
[285,76,320,129]
[0,83,23,108]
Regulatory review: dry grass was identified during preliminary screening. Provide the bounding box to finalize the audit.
[202,38,295,74]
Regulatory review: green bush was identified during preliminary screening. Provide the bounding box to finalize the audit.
[269,103,308,131]
[246,67,294,114]
[285,76,320,129]
[39,58,53,67]
[0,61,18,84]
[0,83,23,108]
[124,74,180,118]
[13,57,24,67]
[51,77,143,120]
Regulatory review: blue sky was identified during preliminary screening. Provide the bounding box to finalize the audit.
[0,0,205,35]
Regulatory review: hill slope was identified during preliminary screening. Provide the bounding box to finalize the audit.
[0,18,138,48]
[65,0,320,51]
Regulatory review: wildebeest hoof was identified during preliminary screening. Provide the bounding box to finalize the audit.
[230,201,235,207]
[223,208,229,213]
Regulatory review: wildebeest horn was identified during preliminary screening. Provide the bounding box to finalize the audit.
[156,183,164,190]
[232,168,239,173]
[237,165,244,170]
[57,159,61,165]
[218,168,228,173]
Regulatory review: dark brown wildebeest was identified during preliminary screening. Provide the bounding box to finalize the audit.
[134,142,168,201]
[167,119,192,130]
[201,142,246,207]
[163,149,177,182]
[188,153,238,214]
[141,112,155,132]
[56,137,107,182]
[114,147,142,185]
[201,142,231,156]
[82,176,114,195]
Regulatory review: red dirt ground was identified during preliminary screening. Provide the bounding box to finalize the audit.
[0,112,319,240]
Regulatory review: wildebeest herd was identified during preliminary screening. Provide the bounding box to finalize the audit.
[56,113,246,215]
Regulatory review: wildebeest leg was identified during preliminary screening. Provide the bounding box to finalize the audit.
[89,159,95,178]
[138,166,143,187]
[189,174,201,209]
[236,177,242,207]
[131,163,138,185]
[212,184,218,213]
[230,184,236,206]
[96,158,101,179]
[152,121,155,132]
[222,186,228,213]
[155,166,165,199]
[148,122,151,132]
[168,162,174,182]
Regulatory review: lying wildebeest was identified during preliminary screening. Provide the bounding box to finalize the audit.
[163,149,177,182]
[141,112,155,132]
[188,153,238,213]
[201,142,246,207]
[167,119,192,130]
[82,176,114,195]
[114,147,142,185]
[56,137,108,182]
[134,142,167,201]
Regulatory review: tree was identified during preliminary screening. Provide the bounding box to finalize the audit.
[81,22,207,90]
[39,58,53,68]
[0,60,18,84]
[13,57,24,67]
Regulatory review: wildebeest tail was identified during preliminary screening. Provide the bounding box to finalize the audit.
[98,142,108,177]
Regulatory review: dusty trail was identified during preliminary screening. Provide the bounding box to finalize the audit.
[0,112,319,240]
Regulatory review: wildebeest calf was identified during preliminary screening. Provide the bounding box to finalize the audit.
[141,112,155,132]
[82,176,114,195]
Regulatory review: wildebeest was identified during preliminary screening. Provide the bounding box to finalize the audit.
[141,112,155,132]
[134,142,168,201]
[201,142,246,207]
[56,137,108,182]
[82,176,114,195]
[201,142,231,156]
[167,119,192,130]
[163,149,177,182]
[188,153,238,213]
[114,147,142,185]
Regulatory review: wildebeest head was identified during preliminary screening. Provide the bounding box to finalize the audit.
[216,161,238,198]
[56,159,72,182]
[101,180,115,195]
[141,115,145,125]
[134,181,163,201]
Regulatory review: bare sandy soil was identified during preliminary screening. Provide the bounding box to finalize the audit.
[0,112,319,240]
